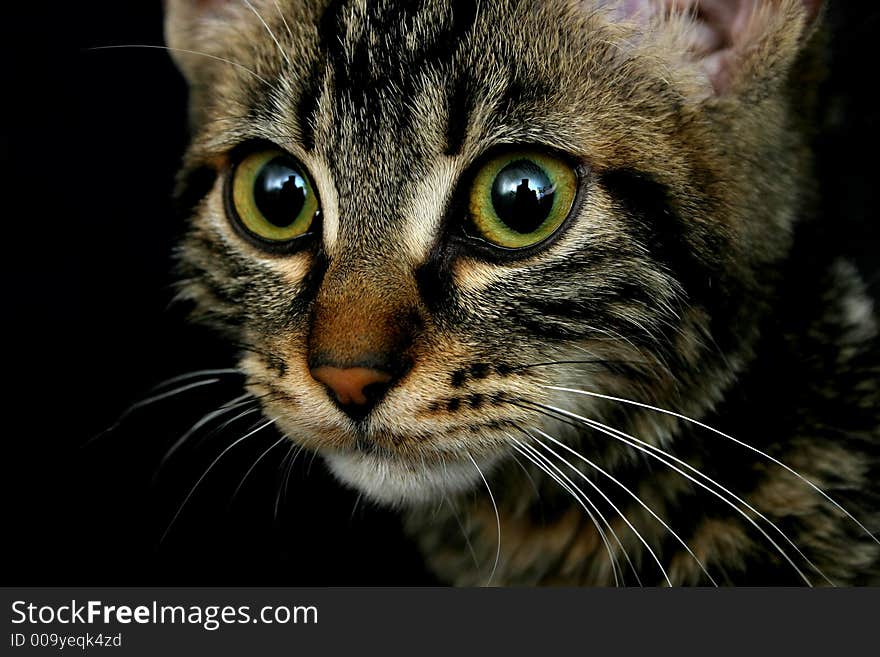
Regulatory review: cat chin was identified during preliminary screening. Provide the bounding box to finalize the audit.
[323,450,490,508]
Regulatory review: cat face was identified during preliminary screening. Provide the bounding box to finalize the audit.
[166,0,820,505]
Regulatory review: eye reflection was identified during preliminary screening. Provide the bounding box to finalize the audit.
[490,160,556,234]
[253,159,309,228]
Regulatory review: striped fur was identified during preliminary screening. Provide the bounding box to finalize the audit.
[164,0,880,584]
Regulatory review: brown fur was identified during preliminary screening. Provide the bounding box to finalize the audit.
[164,0,880,585]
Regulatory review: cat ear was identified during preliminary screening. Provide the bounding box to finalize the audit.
[599,0,824,95]
[163,0,254,82]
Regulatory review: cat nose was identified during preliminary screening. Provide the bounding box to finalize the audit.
[309,364,394,416]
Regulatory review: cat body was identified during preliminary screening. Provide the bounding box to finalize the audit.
[164,0,880,585]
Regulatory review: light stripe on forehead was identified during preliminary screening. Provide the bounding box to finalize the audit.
[399,157,463,264]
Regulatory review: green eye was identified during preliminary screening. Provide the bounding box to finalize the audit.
[230,149,320,243]
[468,150,577,249]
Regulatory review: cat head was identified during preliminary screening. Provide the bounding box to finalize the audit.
[164,0,823,506]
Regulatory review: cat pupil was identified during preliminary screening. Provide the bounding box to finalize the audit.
[254,157,308,227]
[490,160,555,234]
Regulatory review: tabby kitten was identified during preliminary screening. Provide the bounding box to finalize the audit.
[162,0,880,585]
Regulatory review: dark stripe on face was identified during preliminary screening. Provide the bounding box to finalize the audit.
[289,248,329,319]
[317,0,348,49]
[599,169,716,307]
[318,1,477,108]
[445,73,472,156]
[448,69,552,155]
[316,0,349,95]
[415,245,467,324]
[414,2,478,65]
[504,280,672,350]
[599,168,758,361]
[500,72,553,116]
[296,58,326,152]
[176,258,243,314]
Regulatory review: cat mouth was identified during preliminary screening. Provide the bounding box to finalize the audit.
[257,376,515,505]
[322,447,497,507]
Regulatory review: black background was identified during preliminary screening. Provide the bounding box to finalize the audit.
[3,2,878,585]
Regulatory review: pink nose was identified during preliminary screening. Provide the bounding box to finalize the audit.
[309,366,393,406]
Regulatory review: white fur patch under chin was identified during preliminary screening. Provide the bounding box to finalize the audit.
[324,451,490,508]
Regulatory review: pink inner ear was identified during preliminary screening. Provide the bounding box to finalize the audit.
[675,0,759,91]
[602,0,757,53]
[603,0,821,34]
[600,0,822,92]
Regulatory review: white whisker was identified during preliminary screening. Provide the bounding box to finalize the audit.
[158,393,255,472]
[189,405,265,454]
[275,443,306,521]
[146,368,242,392]
[530,426,717,586]
[88,45,271,85]
[232,434,290,500]
[273,443,298,522]
[513,438,639,586]
[161,418,277,543]
[436,455,451,518]
[350,492,364,522]
[546,385,880,548]
[510,441,625,586]
[99,378,222,440]
[537,401,823,586]
[509,451,543,500]
[466,452,501,586]
[272,0,295,39]
[242,0,292,68]
[450,500,482,574]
